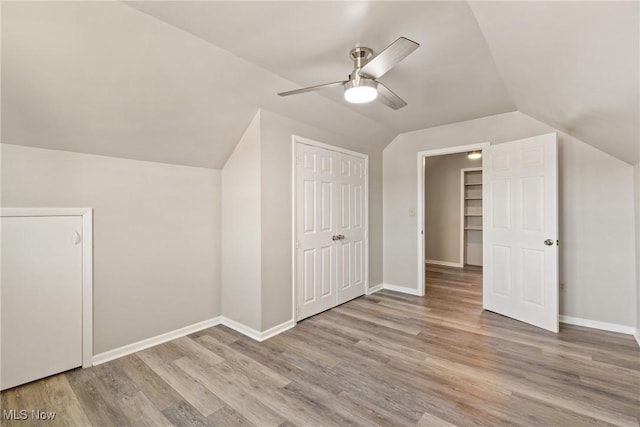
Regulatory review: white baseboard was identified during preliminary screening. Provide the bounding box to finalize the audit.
[382,283,423,296]
[634,332,640,348]
[559,315,637,335]
[93,315,297,366]
[366,284,384,295]
[219,316,295,342]
[425,259,462,268]
[93,317,222,366]
[219,316,262,341]
[258,319,296,341]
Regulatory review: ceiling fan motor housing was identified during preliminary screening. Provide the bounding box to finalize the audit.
[349,46,373,78]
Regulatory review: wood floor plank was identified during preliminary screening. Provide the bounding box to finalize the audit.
[173,356,287,427]
[161,400,211,427]
[113,354,183,411]
[137,346,225,417]
[206,405,255,427]
[2,265,638,426]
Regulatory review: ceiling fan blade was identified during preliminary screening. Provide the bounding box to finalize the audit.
[376,82,407,110]
[360,37,419,79]
[278,81,347,96]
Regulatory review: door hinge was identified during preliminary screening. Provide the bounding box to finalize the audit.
[296,240,300,249]
[296,154,301,165]
[296,307,299,317]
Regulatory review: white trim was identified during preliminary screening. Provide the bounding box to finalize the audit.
[294,135,367,159]
[220,317,262,341]
[425,259,463,268]
[417,143,489,298]
[92,315,297,366]
[258,319,296,341]
[93,317,222,366]
[292,135,369,321]
[220,316,295,342]
[559,315,637,335]
[81,210,93,368]
[1,208,93,368]
[366,284,384,295]
[634,332,640,348]
[382,283,423,296]
[291,137,297,323]
[0,207,90,217]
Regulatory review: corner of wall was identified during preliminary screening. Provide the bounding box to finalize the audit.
[221,110,263,331]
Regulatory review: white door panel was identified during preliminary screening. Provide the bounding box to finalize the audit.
[483,133,559,332]
[1,216,83,390]
[297,145,336,319]
[296,142,368,320]
[336,154,366,304]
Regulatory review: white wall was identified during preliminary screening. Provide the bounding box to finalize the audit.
[221,111,262,331]
[1,144,221,354]
[259,109,384,330]
[425,153,481,265]
[635,162,640,339]
[384,111,637,327]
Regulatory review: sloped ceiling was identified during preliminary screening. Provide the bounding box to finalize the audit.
[2,1,638,168]
[469,1,639,164]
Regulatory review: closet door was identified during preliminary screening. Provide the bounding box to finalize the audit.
[296,144,338,320]
[296,141,368,321]
[335,154,367,304]
[1,216,83,390]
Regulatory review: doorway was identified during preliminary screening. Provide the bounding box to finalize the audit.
[422,149,486,297]
[417,143,489,297]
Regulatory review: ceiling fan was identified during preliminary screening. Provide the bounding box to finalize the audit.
[278,37,419,110]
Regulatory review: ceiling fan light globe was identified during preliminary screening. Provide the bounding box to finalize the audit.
[344,79,378,104]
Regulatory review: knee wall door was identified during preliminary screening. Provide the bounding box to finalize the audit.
[296,141,368,321]
[1,215,83,390]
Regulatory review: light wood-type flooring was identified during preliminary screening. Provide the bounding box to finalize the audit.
[2,265,639,426]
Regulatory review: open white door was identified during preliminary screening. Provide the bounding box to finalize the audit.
[483,133,559,332]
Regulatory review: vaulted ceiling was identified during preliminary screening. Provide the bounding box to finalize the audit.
[2,1,638,168]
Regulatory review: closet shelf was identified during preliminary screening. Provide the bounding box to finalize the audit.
[464,214,482,217]
[464,183,482,186]
[464,227,482,231]
[464,197,482,200]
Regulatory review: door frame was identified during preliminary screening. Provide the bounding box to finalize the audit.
[0,207,93,367]
[291,135,369,322]
[417,143,489,296]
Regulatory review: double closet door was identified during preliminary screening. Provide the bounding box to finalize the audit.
[296,141,368,321]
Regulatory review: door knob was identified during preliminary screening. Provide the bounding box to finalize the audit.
[332,235,346,241]
[544,239,554,246]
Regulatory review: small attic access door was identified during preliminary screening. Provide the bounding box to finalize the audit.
[1,208,93,390]
[294,136,368,321]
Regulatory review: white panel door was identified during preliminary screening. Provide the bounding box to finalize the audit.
[335,154,367,304]
[1,216,83,390]
[296,142,368,320]
[483,133,559,332]
[296,144,338,320]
